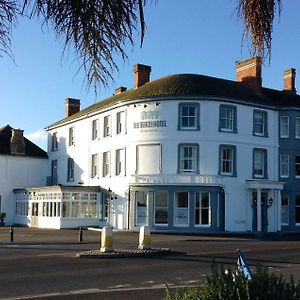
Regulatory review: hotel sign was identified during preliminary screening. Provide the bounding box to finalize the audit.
[133,110,167,129]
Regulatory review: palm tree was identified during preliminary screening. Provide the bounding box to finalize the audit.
[237,0,281,61]
[0,0,281,89]
[1,0,148,89]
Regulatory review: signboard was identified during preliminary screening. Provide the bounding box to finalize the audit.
[133,109,167,130]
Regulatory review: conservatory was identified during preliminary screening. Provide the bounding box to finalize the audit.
[14,185,107,229]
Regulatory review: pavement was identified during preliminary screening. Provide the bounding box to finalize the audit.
[1,226,300,245]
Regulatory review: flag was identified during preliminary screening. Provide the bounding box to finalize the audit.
[237,249,252,280]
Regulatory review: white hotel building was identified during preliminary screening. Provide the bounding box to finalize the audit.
[13,57,300,234]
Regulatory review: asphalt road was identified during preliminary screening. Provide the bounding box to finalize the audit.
[1,228,300,299]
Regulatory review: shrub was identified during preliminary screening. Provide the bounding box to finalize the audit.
[163,265,300,300]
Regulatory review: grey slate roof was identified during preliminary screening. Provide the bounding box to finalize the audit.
[47,73,300,128]
[262,87,300,107]
[0,125,48,158]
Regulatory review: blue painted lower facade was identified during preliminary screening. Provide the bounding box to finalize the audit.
[129,185,225,232]
[279,110,300,232]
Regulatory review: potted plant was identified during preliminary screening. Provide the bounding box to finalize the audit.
[0,212,6,226]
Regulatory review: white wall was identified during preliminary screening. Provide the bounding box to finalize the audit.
[0,155,48,225]
[47,97,279,231]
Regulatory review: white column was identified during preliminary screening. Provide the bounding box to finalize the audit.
[273,190,278,231]
[277,189,282,231]
[257,189,262,232]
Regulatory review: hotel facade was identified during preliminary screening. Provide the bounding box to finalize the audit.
[11,57,300,234]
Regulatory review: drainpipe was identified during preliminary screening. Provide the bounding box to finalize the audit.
[127,186,131,230]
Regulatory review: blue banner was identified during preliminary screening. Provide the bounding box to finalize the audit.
[237,249,252,280]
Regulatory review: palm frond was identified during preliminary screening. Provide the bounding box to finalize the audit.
[237,0,281,61]
[22,0,149,90]
[0,0,17,59]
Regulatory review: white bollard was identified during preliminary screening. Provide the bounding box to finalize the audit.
[138,226,151,250]
[100,226,114,253]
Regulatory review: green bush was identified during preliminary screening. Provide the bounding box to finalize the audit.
[163,265,300,300]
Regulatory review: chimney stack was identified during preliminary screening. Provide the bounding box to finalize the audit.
[133,64,151,89]
[65,98,80,118]
[115,86,127,95]
[10,129,26,155]
[236,57,262,93]
[284,68,296,93]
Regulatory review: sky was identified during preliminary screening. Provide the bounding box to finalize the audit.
[1,0,300,150]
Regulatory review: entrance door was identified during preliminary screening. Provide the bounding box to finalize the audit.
[252,192,268,233]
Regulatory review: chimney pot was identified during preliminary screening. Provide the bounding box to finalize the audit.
[115,86,127,95]
[133,64,152,88]
[284,68,296,93]
[236,57,262,93]
[65,98,80,118]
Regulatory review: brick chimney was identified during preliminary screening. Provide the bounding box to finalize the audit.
[236,57,262,93]
[133,64,151,88]
[115,86,127,95]
[65,98,80,118]
[284,68,296,93]
[10,129,26,155]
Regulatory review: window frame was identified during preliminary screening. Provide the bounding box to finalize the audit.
[135,191,149,226]
[68,127,75,146]
[154,191,168,226]
[253,148,268,179]
[116,110,126,135]
[67,157,74,182]
[178,143,199,174]
[103,115,111,138]
[280,116,289,138]
[296,195,300,225]
[296,117,300,139]
[279,154,289,178]
[51,132,58,151]
[178,103,200,131]
[219,104,237,133]
[195,192,211,227]
[295,155,300,178]
[91,119,99,141]
[115,148,125,176]
[253,110,268,137]
[281,195,289,226]
[51,159,58,185]
[174,191,189,227]
[91,154,98,178]
[218,144,237,177]
[136,144,161,175]
[102,151,111,177]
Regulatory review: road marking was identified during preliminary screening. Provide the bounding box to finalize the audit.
[0,283,199,299]
[107,284,132,289]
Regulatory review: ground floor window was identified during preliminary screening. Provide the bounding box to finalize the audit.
[296,195,300,224]
[131,186,223,231]
[195,192,211,226]
[15,202,28,216]
[154,191,168,225]
[135,191,148,226]
[281,195,289,225]
[174,192,189,226]
[71,201,80,217]
[42,202,61,217]
[32,203,39,216]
